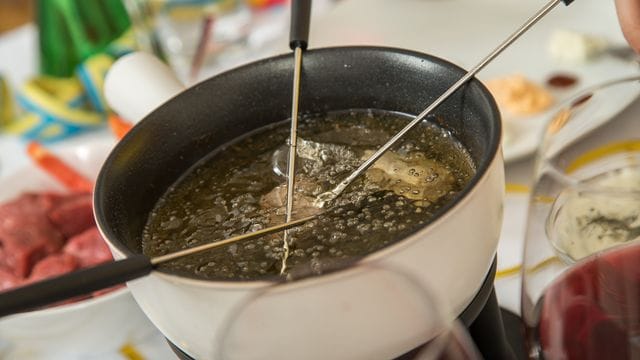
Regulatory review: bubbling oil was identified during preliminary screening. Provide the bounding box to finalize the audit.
[142,110,476,280]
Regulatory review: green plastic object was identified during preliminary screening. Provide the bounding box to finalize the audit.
[37,0,131,77]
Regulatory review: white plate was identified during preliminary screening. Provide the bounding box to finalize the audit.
[309,0,640,162]
[0,139,170,359]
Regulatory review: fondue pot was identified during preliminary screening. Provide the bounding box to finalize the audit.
[96,47,504,359]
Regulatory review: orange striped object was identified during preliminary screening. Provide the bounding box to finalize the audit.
[26,141,93,193]
[108,114,133,140]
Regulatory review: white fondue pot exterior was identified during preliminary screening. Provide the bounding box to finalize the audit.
[103,52,504,359]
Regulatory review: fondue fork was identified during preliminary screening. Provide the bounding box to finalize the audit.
[282,0,312,274]
[314,0,575,208]
[0,215,316,317]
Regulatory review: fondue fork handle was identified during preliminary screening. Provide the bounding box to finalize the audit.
[289,0,312,50]
[0,255,152,317]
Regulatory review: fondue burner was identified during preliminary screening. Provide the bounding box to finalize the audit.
[165,258,525,360]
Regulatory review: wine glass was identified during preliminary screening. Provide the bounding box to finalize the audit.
[217,261,481,360]
[521,76,640,359]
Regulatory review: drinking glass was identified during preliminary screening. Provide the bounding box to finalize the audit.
[218,262,481,360]
[122,0,252,81]
[521,76,640,359]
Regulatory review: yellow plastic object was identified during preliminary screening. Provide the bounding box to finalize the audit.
[0,75,14,128]
[8,76,104,142]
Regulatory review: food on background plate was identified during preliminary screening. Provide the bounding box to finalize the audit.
[0,191,114,295]
[546,73,579,90]
[485,74,554,117]
[548,29,608,65]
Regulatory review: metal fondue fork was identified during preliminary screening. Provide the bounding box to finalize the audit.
[282,0,312,274]
[314,0,575,208]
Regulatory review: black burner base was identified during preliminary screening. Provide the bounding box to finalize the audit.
[468,289,516,359]
[167,258,526,360]
[501,308,526,360]
[168,341,192,360]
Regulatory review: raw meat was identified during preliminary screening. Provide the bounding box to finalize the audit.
[0,191,112,298]
[64,227,112,267]
[0,268,22,291]
[29,253,78,282]
[47,193,95,238]
[0,194,65,277]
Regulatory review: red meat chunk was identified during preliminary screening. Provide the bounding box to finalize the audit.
[29,253,78,282]
[47,193,94,238]
[64,227,112,267]
[0,268,22,291]
[32,192,66,211]
[0,194,65,277]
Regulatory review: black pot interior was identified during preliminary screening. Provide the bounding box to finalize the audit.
[95,46,500,257]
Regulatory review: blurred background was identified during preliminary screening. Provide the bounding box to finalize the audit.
[0,0,308,145]
[0,0,34,34]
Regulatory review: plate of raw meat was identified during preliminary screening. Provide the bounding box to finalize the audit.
[0,139,156,360]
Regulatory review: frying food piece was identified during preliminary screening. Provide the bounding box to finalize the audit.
[295,138,362,179]
[485,74,554,116]
[260,175,323,221]
[263,138,361,221]
[296,137,359,163]
[264,137,458,216]
[364,150,456,203]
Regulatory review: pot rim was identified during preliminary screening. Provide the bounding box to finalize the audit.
[95,45,502,288]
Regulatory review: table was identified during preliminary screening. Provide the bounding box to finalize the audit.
[0,0,638,357]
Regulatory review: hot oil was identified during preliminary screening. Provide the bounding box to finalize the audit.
[142,109,476,280]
